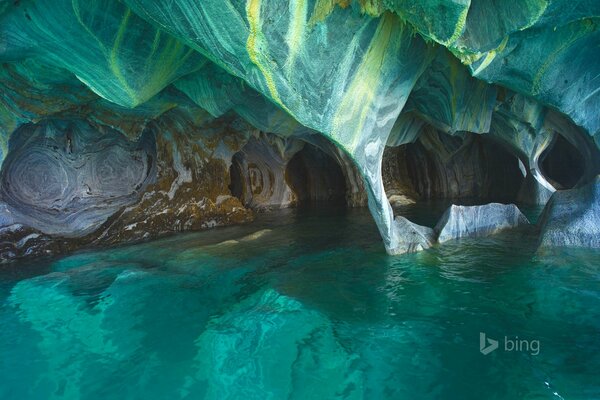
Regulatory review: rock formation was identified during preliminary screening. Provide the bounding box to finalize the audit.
[391,217,436,254]
[0,1,598,260]
[435,204,530,243]
[539,176,600,249]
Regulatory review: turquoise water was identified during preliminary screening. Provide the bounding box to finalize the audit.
[0,207,599,399]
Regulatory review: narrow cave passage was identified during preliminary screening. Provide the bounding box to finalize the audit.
[540,134,585,189]
[285,143,347,208]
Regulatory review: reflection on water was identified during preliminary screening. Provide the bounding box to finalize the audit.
[0,206,598,399]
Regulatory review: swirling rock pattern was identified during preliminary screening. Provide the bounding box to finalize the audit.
[84,111,255,247]
[230,133,304,209]
[0,0,599,257]
[110,0,434,254]
[1,120,156,237]
[230,133,362,209]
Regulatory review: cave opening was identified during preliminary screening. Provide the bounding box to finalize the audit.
[228,152,245,203]
[383,130,525,213]
[228,138,348,210]
[404,135,524,202]
[286,143,347,208]
[540,134,585,189]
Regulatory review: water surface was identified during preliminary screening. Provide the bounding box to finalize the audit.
[0,207,598,399]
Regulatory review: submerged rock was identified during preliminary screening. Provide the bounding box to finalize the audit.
[187,289,363,399]
[435,203,530,243]
[389,217,435,255]
[539,176,600,249]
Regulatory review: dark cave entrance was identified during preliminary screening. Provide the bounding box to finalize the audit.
[228,139,348,209]
[540,134,585,189]
[383,130,525,207]
[285,143,347,208]
[228,152,245,202]
[404,135,524,202]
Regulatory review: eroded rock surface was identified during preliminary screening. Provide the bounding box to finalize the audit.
[0,0,599,258]
[1,120,156,237]
[0,110,370,262]
[390,217,435,255]
[539,176,600,249]
[436,204,530,243]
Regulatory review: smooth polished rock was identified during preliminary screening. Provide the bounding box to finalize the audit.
[539,176,600,248]
[389,216,436,255]
[435,203,530,243]
[1,0,599,260]
[0,120,156,237]
[229,133,303,210]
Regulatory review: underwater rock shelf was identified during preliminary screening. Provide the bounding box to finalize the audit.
[0,0,599,261]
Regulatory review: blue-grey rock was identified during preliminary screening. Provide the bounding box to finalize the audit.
[0,0,599,259]
[435,203,530,243]
[0,201,17,228]
[389,216,436,255]
[538,176,600,248]
[0,120,157,237]
[517,173,554,206]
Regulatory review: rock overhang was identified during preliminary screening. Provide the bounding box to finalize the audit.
[0,0,598,259]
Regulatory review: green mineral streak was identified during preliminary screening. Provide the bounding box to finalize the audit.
[384,0,471,45]
[1,0,599,254]
[245,0,291,114]
[285,0,308,77]
[331,13,400,152]
[0,0,204,107]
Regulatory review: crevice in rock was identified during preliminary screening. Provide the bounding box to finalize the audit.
[228,152,245,204]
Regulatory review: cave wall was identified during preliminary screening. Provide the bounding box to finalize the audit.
[0,112,367,261]
[0,0,599,258]
[229,133,304,210]
[1,119,156,237]
[229,134,365,210]
[87,111,255,246]
[0,111,256,260]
